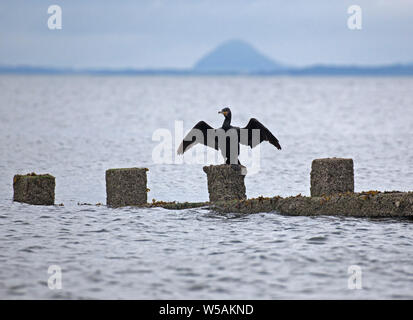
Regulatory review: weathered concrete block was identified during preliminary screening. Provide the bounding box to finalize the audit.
[13,173,55,205]
[311,158,354,196]
[106,168,148,207]
[203,164,246,202]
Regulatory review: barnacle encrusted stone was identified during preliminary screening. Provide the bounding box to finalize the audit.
[146,191,413,217]
[13,173,55,205]
[203,164,247,202]
[209,191,413,217]
[106,168,148,207]
[310,158,354,197]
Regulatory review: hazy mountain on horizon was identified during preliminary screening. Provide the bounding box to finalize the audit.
[193,39,285,73]
[1,39,413,75]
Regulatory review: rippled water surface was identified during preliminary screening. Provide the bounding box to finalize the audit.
[0,76,412,299]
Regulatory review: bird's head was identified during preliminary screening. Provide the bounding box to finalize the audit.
[218,107,231,118]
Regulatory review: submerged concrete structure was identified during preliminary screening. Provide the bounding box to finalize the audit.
[209,191,413,217]
[106,168,148,207]
[13,173,55,205]
[149,157,412,217]
[203,164,247,202]
[311,158,354,196]
[13,158,412,217]
[149,191,413,217]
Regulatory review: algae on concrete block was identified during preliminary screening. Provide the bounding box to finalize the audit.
[203,164,246,202]
[209,191,413,217]
[106,168,148,207]
[13,173,55,205]
[310,158,354,197]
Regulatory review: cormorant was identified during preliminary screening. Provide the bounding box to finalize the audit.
[177,107,281,165]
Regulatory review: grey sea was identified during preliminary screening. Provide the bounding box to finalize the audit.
[0,75,412,299]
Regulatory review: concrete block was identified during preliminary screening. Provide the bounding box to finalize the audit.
[13,173,55,205]
[106,168,148,207]
[203,164,246,202]
[311,158,354,196]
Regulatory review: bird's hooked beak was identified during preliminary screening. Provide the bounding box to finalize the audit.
[218,110,228,116]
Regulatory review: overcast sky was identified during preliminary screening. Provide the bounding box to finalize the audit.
[0,0,412,68]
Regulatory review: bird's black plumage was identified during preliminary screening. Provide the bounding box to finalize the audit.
[242,118,282,150]
[177,107,281,165]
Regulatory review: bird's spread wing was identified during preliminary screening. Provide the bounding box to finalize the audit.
[240,118,281,149]
[177,121,218,154]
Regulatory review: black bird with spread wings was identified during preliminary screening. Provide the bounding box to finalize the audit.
[177,107,281,165]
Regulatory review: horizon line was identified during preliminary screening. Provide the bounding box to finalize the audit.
[1,63,413,76]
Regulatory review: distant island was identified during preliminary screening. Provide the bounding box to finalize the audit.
[1,39,413,76]
[193,39,285,73]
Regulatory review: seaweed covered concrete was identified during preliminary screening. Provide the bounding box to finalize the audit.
[13,173,55,205]
[148,191,413,217]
